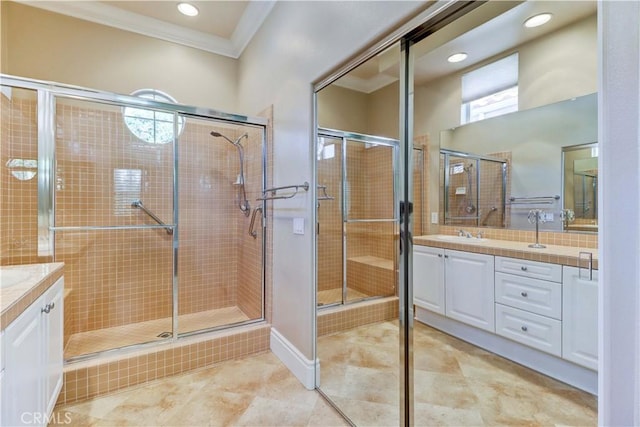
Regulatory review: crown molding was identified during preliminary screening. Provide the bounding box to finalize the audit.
[333,73,398,94]
[14,0,275,59]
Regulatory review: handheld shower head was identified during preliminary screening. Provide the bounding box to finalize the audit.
[209,130,251,216]
[210,131,248,147]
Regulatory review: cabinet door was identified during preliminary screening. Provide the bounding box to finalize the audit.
[562,266,598,370]
[413,246,445,314]
[3,302,43,426]
[44,279,64,416]
[445,250,495,332]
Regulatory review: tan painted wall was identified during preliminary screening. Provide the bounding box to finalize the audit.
[1,2,238,112]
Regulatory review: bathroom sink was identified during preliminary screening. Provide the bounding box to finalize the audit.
[0,269,31,288]
[431,234,489,243]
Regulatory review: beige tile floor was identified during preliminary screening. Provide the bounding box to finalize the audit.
[317,287,370,306]
[65,307,251,358]
[52,351,349,427]
[318,320,598,426]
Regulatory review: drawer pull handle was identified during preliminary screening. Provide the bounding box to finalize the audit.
[521,266,528,271]
[521,292,528,297]
[521,326,528,332]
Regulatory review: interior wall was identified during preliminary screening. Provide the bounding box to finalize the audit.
[599,2,640,425]
[236,0,428,381]
[317,85,369,133]
[414,13,597,141]
[1,2,238,112]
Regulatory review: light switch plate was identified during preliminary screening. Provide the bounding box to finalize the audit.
[293,218,305,235]
[431,212,438,224]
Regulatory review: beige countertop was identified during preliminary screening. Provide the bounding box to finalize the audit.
[414,235,598,269]
[1,262,64,331]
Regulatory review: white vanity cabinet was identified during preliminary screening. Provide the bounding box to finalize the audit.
[445,250,495,332]
[413,246,445,315]
[562,266,598,370]
[2,277,64,426]
[413,247,495,332]
[494,257,563,356]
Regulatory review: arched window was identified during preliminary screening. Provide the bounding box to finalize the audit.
[123,89,184,144]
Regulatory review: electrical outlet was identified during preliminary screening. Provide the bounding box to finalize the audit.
[544,212,554,222]
[293,218,305,235]
[431,212,438,224]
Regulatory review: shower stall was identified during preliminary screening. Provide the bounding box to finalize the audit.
[1,75,267,362]
[440,149,508,228]
[316,128,398,308]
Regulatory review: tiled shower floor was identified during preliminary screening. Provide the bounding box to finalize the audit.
[317,287,370,306]
[64,306,250,359]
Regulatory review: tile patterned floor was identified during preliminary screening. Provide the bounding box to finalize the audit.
[318,320,598,426]
[52,351,349,427]
[65,307,251,358]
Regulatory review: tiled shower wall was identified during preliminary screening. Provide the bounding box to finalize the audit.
[317,137,342,293]
[0,88,49,266]
[440,152,511,229]
[1,93,265,345]
[317,140,397,298]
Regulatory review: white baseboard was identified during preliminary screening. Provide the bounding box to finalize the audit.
[270,328,317,390]
[416,308,597,395]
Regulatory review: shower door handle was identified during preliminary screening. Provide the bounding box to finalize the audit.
[249,206,263,239]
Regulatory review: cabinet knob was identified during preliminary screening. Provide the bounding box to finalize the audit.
[49,302,55,311]
[41,304,51,314]
[521,326,528,332]
[438,254,443,258]
[521,266,528,271]
[444,255,449,259]
[521,292,528,297]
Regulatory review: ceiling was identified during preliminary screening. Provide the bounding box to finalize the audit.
[14,0,275,58]
[334,1,597,93]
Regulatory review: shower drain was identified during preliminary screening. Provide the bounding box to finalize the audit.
[157,332,172,338]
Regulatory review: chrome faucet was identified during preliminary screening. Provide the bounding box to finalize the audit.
[458,229,472,238]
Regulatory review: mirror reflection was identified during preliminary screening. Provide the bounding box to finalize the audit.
[439,93,597,232]
[563,143,598,232]
[316,42,402,426]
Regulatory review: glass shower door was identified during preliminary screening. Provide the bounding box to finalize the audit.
[176,117,265,336]
[53,97,176,360]
[316,134,343,307]
[344,137,398,303]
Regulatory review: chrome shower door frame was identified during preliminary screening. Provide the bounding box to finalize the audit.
[317,128,400,308]
[1,74,269,362]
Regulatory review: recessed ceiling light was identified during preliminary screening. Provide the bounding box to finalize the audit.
[524,13,552,28]
[177,2,199,17]
[447,53,468,63]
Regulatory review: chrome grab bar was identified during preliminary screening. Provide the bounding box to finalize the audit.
[249,206,263,239]
[257,181,309,201]
[131,200,173,235]
[509,195,560,205]
[317,184,335,200]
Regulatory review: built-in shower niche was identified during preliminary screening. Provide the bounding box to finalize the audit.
[439,149,509,228]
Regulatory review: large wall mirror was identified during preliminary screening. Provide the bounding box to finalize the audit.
[315,1,598,425]
[410,1,597,426]
[415,1,598,235]
[315,42,403,426]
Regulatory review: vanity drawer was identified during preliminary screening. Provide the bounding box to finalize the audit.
[495,303,562,356]
[495,272,562,320]
[495,257,562,283]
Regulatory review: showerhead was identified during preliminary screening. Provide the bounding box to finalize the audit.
[210,131,248,147]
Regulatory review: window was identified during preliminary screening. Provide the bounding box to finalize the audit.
[461,53,519,124]
[123,89,184,144]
